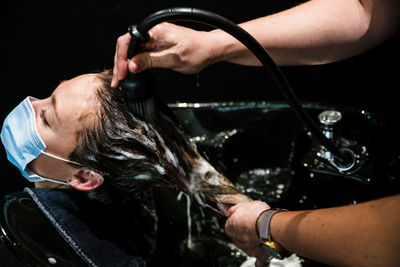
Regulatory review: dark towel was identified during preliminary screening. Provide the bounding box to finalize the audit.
[24,188,146,267]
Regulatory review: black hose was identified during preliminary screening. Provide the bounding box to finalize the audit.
[129,7,351,165]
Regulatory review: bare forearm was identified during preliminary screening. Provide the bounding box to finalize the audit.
[210,0,400,66]
[271,195,400,266]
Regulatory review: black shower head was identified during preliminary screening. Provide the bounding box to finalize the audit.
[120,71,156,104]
[119,25,157,118]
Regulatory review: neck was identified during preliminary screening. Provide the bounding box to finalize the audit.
[34,181,70,190]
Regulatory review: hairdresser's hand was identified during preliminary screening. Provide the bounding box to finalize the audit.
[112,22,219,88]
[225,200,270,267]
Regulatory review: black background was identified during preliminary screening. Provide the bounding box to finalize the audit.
[1,0,399,265]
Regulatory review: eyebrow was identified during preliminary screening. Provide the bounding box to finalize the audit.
[51,94,59,122]
[51,80,66,122]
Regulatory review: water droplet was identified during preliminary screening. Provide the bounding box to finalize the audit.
[195,73,200,88]
[48,258,57,264]
[277,184,285,189]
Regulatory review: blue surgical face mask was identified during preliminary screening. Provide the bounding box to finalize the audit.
[1,96,81,186]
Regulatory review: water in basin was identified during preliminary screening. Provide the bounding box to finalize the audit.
[146,101,400,266]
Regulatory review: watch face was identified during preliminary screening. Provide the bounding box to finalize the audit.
[259,243,284,260]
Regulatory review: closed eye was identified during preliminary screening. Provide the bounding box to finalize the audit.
[40,109,50,127]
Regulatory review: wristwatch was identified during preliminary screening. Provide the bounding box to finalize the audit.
[256,209,288,260]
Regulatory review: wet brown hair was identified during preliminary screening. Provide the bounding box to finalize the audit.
[69,70,239,205]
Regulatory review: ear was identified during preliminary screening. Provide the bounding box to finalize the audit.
[68,169,104,191]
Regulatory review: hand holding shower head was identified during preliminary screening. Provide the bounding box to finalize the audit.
[125,7,353,166]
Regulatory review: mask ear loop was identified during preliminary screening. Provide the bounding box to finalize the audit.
[41,150,83,167]
[39,177,71,186]
[40,150,84,186]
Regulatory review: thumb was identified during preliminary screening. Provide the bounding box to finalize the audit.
[130,49,184,73]
[129,52,155,73]
[226,203,240,217]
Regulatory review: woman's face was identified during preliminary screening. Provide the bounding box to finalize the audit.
[29,74,101,183]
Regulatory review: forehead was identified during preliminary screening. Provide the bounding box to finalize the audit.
[53,74,102,129]
[55,74,100,98]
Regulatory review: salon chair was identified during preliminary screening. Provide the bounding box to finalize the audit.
[0,188,155,267]
[0,191,88,266]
